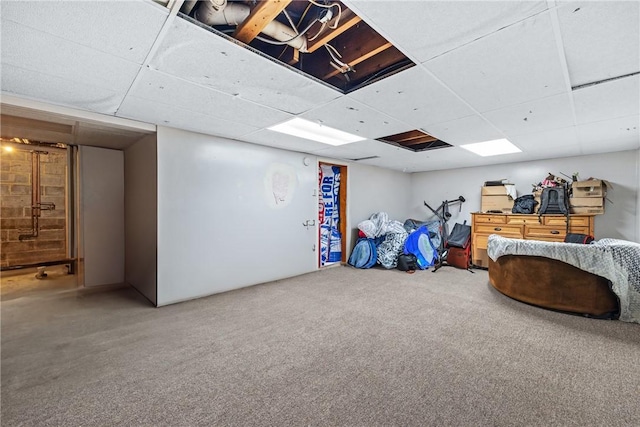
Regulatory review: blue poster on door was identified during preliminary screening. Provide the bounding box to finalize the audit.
[319,165,341,266]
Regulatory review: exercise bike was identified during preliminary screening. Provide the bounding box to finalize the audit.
[423,196,467,272]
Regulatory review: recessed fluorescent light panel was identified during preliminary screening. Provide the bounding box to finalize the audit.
[268,118,365,146]
[460,139,521,157]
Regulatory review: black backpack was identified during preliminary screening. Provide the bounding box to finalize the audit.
[538,187,570,232]
[538,187,569,215]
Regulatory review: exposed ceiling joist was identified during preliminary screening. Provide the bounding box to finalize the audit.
[233,0,293,44]
[400,136,439,145]
[324,41,393,80]
[306,12,361,53]
[376,129,451,152]
[183,0,414,92]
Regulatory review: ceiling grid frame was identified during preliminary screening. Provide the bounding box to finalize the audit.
[114,0,186,117]
[0,0,637,171]
[342,0,518,148]
[546,0,581,151]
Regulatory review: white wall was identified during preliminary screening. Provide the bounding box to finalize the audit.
[156,127,319,305]
[155,127,417,305]
[346,162,412,250]
[79,146,125,286]
[409,150,639,241]
[125,134,157,305]
[637,149,640,242]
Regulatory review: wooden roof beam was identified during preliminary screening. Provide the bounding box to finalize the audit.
[233,0,292,44]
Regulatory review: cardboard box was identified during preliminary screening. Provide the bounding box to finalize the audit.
[572,179,607,197]
[482,185,506,196]
[570,197,604,207]
[571,206,604,215]
[481,195,513,213]
[481,184,515,196]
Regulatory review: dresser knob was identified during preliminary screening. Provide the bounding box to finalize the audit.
[551,230,559,234]
[494,227,502,231]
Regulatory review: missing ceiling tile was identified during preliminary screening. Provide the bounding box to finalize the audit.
[377,130,453,152]
[176,0,415,93]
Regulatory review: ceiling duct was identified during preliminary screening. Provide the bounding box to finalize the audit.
[194,1,308,52]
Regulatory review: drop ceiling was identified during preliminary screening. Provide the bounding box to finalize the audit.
[181,0,415,93]
[1,0,638,172]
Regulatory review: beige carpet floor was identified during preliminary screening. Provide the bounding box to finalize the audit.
[2,265,639,426]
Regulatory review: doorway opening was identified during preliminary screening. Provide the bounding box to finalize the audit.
[0,138,75,280]
[318,162,347,267]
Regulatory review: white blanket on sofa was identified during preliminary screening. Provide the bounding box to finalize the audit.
[487,235,640,324]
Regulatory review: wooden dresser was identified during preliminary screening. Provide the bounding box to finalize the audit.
[471,213,595,268]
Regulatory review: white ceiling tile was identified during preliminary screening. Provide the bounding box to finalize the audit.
[557,1,640,87]
[424,12,567,112]
[347,1,548,62]
[1,64,125,115]
[344,139,418,156]
[1,0,167,64]
[1,21,141,94]
[241,130,333,153]
[573,75,640,125]
[508,126,580,157]
[125,68,293,129]
[328,139,434,165]
[117,96,259,139]
[299,98,410,140]
[423,115,503,145]
[373,146,498,173]
[576,115,640,153]
[484,93,575,137]
[312,139,420,164]
[349,66,476,128]
[310,144,378,160]
[149,16,340,114]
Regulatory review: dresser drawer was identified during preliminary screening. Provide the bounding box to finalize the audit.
[474,234,489,250]
[568,226,591,235]
[506,215,541,225]
[542,215,591,228]
[543,216,569,227]
[524,225,567,240]
[473,233,522,251]
[474,214,506,224]
[475,224,522,235]
[524,236,566,242]
[568,216,592,227]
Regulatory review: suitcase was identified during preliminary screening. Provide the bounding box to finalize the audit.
[446,245,471,269]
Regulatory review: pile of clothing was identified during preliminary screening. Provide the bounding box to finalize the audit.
[348,212,441,270]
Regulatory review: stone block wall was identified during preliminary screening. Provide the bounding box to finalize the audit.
[1,149,67,267]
